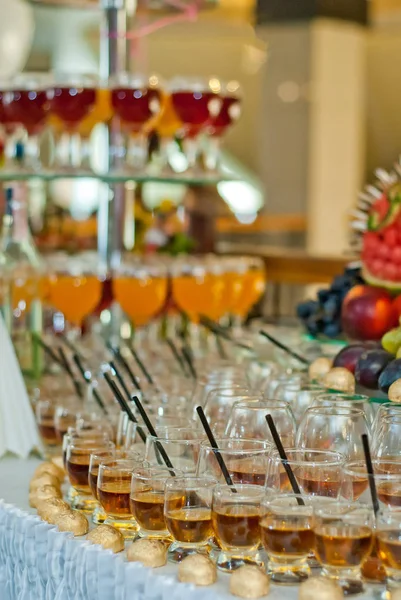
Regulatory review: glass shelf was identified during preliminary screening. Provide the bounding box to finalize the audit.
[0,169,239,186]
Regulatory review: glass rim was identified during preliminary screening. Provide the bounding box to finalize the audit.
[316,393,369,402]
[304,406,366,416]
[231,399,292,410]
[213,482,266,495]
[98,457,141,471]
[200,438,271,453]
[269,448,345,465]
[342,458,401,477]
[132,465,182,479]
[164,475,217,489]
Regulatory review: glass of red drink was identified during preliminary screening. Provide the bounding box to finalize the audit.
[3,73,52,170]
[204,79,242,171]
[110,73,162,171]
[169,77,222,171]
[47,74,97,171]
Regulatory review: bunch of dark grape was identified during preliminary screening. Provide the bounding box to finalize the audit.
[297,265,364,338]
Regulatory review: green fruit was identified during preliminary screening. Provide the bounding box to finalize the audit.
[397,346,401,359]
[382,327,401,354]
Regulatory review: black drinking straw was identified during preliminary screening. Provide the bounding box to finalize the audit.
[265,414,305,506]
[59,333,82,358]
[131,395,175,473]
[361,433,380,517]
[58,347,83,399]
[259,330,309,365]
[216,336,227,360]
[182,345,197,380]
[128,345,154,385]
[199,316,252,352]
[196,406,237,491]
[33,334,63,367]
[103,372,146,444]
[107,343,142,392]
[166,338,188,376]
[72,353,108,415]
[109,360,132,403]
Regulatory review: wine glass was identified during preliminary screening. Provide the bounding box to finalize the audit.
[111,72,162,170]
[372,403,401,439]
[231,257,266,328]
[202,387,255,435]
[204,79,242,171]
[341,459,401,507]
[112,256,168,335]
[313,393,375,426]
[46,253,104,338]
[373,414,401,460]
[3,73,52,170]
[225,399,297,447]
[170,77,221,172]
[296,406,370,460]
[47,73,97,171]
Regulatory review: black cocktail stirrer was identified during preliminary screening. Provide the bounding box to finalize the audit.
[33,334,63,367]
[103,372,146,444]
[106,342,142,392]
[109,360,132,403]
[265,414,305,506]
[58,346,83,399]
[128,345,154,385]
[259,330,309,366]
[361,433,380,517]
[72,353,108,415]
[182,345,197,380]
[196,406,237,492]
[131,395,175,473]
[166,338,188,376]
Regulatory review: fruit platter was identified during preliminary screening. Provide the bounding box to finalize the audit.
[298,160,401,404]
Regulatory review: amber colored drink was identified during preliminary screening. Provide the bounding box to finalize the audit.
[212,505,260,550]
[48,274,102,326]
[172,273,224,322]
[66,455,91,493]
[361,541,386,583]
[234,269,266,318]
[98,480,132,519]
[112,276,167,327]
[377,531,401,570]
[54,425,69,445]
[260,520,315,558]
[295,470,342,499]
[221,272,243,315]
[166,507,213,544]
[130,492,166,531]
[38,419,58,445]
[377,482,401,508]
[314,526,373,568]
[11,276,41,312]
[351,477,369,500]
[227,459,266,487]
[89,468,100,500]
[48,87,96,128]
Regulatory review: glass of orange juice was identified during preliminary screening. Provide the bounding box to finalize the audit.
[47,252,104,337]
[112,256,168,336]
[232,256,266,323]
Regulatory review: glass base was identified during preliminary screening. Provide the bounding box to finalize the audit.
[66,485,78,503]
[137,529,171,542]
[268,562,310,585]
[216,550,265,573]
[168,541,210,563]
[92,505,107,524]
[104,517,138,539]
[70,493,98,513]
[321,568,365,596]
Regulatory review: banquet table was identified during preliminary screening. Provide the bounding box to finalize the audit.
[0,457,381,600]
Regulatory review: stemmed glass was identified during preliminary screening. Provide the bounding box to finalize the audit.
[46,253,104,338]
[373,414,401,460]
[47,73,97,171]
[111,73,161,171]
[204,79,242,171]
[170,77,222,172]
[225,399,297,447]
[112,257,168,335]
[3,73,52,170]
[231,257,266,329]
[202,387,255,435]
[296,406,370,460]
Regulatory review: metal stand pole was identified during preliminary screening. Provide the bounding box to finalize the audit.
[98,0,127,268]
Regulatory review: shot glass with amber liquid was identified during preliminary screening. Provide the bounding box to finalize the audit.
[54,402,81,445]
[260,493,315,584]
[164,476,216,562]
[97,457,144,538]
[212,483,265,572]
[314,502,374,595]
[36,399,58,456]
[66,437,115,512]
[89,448,117,524]
[377,508,401,592]
[130,466,182,541]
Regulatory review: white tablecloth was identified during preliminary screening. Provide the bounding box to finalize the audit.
[0,457,379,600]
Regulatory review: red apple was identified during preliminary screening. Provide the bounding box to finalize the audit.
[392,294,401,320]
[341,285,398,341]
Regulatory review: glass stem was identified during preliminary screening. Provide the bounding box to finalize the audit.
[127,132,148,170]
[183,136,200,170]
